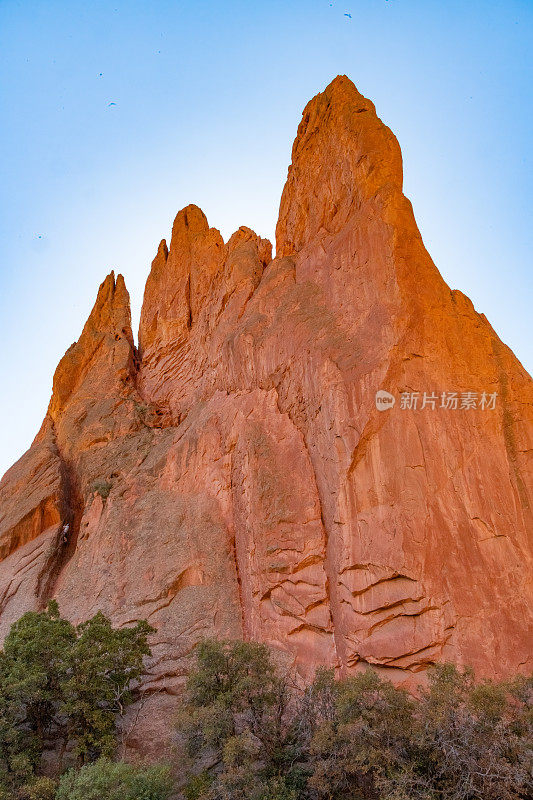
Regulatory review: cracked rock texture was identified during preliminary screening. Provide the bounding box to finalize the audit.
[1,76,532,756]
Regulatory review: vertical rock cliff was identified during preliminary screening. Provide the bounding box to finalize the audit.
[1,76,531,755]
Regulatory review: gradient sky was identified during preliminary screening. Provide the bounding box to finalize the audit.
[0,0,532,478]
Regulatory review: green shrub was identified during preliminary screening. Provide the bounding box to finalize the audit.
[179,641,533,800]
[56,758,172,800]
[18,776,57,800]
[0,602,154,790]
[177,640,310,800]
[89,479,112,499]
[184,770,212,799]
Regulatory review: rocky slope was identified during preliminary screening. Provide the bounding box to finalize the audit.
[1,76,532,755]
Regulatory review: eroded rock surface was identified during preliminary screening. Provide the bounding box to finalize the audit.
[1,76,532,756]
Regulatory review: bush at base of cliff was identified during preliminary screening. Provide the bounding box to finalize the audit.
[178,640,533,800]
[177,639,307,800]
[16,776,57,800]
[0,601,154,792]
[303,663,532,800]
[55,758,172,800]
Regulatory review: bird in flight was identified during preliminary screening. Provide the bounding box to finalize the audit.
[108,102,117,106]
[344,12,352,18]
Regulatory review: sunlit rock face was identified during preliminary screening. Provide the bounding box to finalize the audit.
[1,76,532,757]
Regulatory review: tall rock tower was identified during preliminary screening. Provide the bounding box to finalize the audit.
[1,76,531,755]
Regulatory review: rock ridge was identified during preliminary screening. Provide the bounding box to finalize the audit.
[0,75,531,758]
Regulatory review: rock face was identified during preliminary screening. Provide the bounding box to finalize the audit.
[1,76,532,755]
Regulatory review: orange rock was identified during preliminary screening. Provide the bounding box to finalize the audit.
[0,76,531,757]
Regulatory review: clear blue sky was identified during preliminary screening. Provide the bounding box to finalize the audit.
[0,0,532,478]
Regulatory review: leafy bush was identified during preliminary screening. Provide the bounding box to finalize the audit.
[178,642,533,800]
[184,770,213,799]
[308,668,421,800]
[177,639,306,800]
[56,758,172,800]
[0,602,153,792]
[18,776,57,800]
[89,479,112,499]
[1,608,531,800]
[414,664,533,800]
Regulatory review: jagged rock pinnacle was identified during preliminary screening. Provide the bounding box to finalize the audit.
[0,77,531,763]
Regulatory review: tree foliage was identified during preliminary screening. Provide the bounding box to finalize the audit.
[178,639,305,800]
[178,641,533,800]
[55,758,172,800]
[0,605,531,800]
[0,602,153,796]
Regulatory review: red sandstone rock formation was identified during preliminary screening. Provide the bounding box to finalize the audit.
[1,76,532,755]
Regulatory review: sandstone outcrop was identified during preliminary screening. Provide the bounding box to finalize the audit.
[1,76,531,756]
